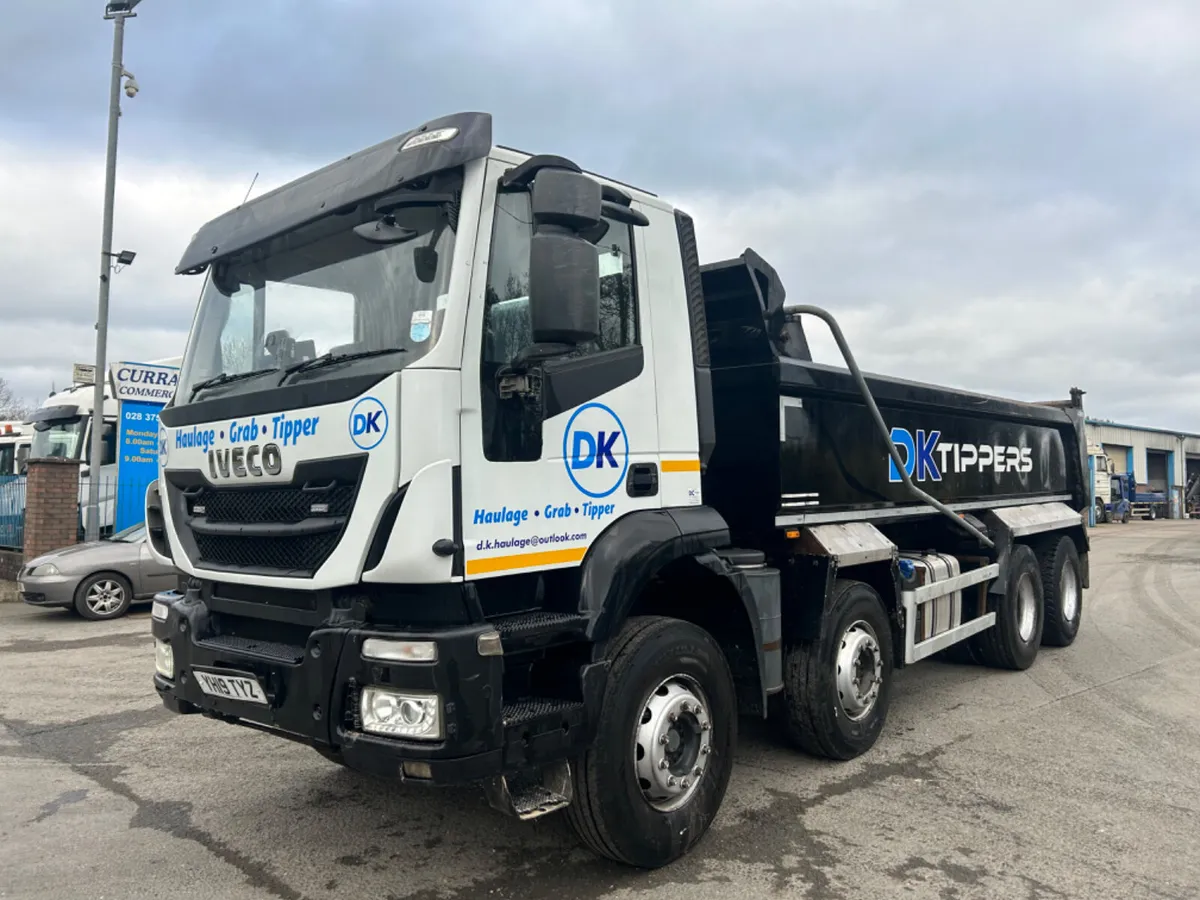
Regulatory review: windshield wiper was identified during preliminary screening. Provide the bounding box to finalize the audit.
[189,368,278,401]
[277,347,407,385]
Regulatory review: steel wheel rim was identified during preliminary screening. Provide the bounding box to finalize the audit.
[633,675,711,812]
[1060,565,1080,623]
[86,580,124,615]
[835,620,882,721]
[1016,573,1037,642]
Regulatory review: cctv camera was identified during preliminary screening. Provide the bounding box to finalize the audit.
[124,77,139,99]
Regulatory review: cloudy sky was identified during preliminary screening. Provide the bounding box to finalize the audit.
[2,0,1198,429]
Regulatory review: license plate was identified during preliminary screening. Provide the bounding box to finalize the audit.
[193,669,268,705]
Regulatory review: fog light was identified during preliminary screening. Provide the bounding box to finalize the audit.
[154,639,174,679]
[362,638,437,663]
[151,600,169,622]
[360,687,442,740]
[402,760,433,780]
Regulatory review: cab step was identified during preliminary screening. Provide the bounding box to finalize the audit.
[484,760,573,821]
[501,698,589,770]
[489,611,589,653]
[503,697,586,728]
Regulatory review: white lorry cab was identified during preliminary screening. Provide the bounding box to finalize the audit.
[25,358,181,532]
[0,422,31,476]
[1088,444,1112,522]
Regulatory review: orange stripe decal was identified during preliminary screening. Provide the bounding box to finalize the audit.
[465,546,587,576]
[661,459,701,473]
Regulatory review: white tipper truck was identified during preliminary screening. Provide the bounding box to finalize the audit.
[148,112,1092,868]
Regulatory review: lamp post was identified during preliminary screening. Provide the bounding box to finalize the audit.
[86,0,142,541]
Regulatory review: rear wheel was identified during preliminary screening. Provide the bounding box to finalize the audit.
[1038,536,1083,647]
[74,573,133,621]
[566,616,736,868]
[970,543,1043,670]
[775,580,893,760]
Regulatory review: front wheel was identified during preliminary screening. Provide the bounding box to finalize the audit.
[74,573,133,620]
[775,580,894,760]
[566,616,736,868]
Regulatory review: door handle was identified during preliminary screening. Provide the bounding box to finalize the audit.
[626,463,658,498]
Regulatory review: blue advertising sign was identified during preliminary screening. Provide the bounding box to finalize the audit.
[113,401,163,532]
[109,361,179,532]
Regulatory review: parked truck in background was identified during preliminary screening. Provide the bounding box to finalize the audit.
[0,422,31,477]
[1087,446,1169,523]
[1110,473,1167,521]
[148,112,1092,868]
[1088,444,1113,524]
[25,360,181,534]
[0,422,30,548]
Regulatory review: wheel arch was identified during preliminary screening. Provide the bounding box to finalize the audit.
[579,507,777,715]
[581,507,730,644]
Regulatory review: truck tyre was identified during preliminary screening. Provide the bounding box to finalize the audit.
[969,544,1043,670]
[775,580,893,761]
[1093,498,1108,524]
[1038,535,1083,648]
[566,616,736,869]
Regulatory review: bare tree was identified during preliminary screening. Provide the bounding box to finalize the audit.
[0,377,35,420]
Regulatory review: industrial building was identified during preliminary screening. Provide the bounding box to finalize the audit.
[1086,418,1200,519]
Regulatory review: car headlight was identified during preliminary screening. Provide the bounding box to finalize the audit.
[154,639,174,679]
[30,563,60,577]
[151,600,170,622]
[360,687,442,740]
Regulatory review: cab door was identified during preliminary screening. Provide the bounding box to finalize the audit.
[458,158,661,580]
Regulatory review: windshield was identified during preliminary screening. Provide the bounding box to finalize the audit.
[30,416,87,459]
[177,171,463,402]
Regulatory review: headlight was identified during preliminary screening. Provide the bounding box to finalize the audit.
[360,687,442,740]
[151,600,169,621]
[154,639,174,679]
[31,563,60,577]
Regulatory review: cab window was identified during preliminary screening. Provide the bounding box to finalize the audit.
[480,188,640,462]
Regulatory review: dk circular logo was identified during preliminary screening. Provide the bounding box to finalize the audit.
[349,397,388,450]
[562,402,629,499]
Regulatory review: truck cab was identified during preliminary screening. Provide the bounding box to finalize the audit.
[27,385,120,532]
[149,113,1091,868]
[1088,444,1112,523]
[0,422,31,477]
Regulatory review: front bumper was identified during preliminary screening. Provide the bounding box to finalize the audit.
[150,590,588,785]
[18,575,77,608]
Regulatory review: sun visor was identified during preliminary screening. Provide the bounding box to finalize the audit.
[175,112,493,275]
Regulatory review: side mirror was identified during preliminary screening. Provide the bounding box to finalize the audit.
[526,170,602,350]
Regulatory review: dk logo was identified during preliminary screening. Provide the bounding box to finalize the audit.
[563,402,629,499]
[349,396,388,450]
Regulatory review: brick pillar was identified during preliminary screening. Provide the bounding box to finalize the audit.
[24,458,84,563]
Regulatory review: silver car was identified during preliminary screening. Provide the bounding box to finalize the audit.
[18,523,178,620]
